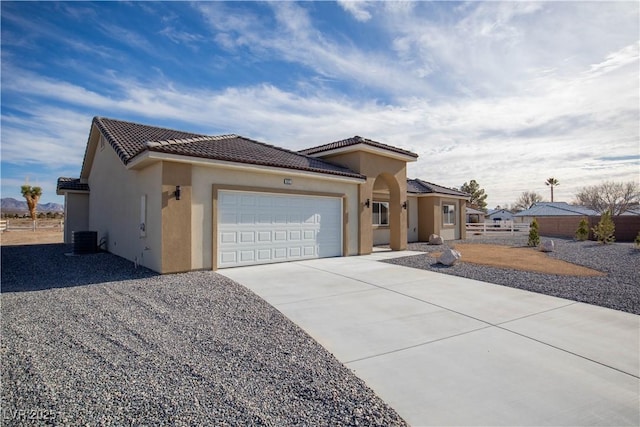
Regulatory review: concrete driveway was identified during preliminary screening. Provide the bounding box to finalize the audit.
[221,251,640,427]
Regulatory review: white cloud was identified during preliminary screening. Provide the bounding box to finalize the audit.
[2,2,638,207]
[337,1,372,22]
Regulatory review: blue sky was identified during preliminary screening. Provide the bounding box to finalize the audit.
[1,1,638,208]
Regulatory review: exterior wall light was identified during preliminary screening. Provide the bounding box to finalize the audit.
[364,198,370,208]
[174,185,181,201]
[402,201,407,210]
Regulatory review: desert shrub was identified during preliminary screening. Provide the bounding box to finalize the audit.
[575,218,589,241]
[634,231,640,249]
[528,218,540,247]
[592,210,615,244]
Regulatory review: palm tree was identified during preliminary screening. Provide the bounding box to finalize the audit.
[545,177,559,202]
[21,185,43,221]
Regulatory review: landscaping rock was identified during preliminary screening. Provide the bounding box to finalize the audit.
[540,240,555,252]
[428,234,444,245]
[438,249,461,266]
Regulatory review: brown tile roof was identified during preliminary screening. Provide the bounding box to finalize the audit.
[299,136,419,159]
[56,177,89,194]
[144,135,364,178]
[84,117,364,179]
[93,117,209,164]
[407,178,469,198]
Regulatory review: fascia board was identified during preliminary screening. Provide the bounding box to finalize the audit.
[308,143,418,162]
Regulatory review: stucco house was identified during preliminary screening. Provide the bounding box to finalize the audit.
[58,117,468,273]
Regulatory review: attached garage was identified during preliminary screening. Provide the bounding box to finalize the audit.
[217,190,343,268]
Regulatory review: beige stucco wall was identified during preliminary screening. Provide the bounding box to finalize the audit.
[191,165,360,270]
[87,135,163,272]
[161,162,192,273]
[417,196,466,241]
[407,196,419,242]
[63,192,89,244]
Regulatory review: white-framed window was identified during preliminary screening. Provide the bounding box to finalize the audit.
[372,201,389,226]
[443,204,456,225]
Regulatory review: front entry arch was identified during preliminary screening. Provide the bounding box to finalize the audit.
[353,151,409,254]
[371,173,405,251]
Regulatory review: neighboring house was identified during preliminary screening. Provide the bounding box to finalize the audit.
[487,208,515,223]
[514,202,598,223]
[514,202,640,241]
[58,117,469,273]
[466,207,486,224]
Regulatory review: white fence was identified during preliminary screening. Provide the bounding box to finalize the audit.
[466,220,529,235]
[1,220,64,231]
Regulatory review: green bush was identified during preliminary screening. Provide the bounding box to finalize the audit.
[575,218,589,241]
[592,210,615,244]
[528,218,540,247]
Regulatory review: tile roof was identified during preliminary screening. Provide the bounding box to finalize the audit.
[407,178,470,198]
[56,177,89,194]
[91,117,212,165]
[514,202,599,217]
[84,117,364,179]
[299,136,418,159]
[144,135,364,178]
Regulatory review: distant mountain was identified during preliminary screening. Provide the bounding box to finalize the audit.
[1,198,64,213]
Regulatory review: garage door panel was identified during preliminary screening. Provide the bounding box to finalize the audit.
[217,191,341,268]
[257,231,272,242]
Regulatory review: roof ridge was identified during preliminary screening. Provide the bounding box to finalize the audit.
[147,134,238,147]
[301,135,418,158]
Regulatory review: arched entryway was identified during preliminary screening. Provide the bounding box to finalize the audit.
[298,136,417,255]
[371,173,405,251]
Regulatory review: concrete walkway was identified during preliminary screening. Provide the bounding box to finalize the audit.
[220,251,640,426]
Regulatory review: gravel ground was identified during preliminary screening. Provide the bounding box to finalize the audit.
[383,235,640,315]
[1,244,406,426]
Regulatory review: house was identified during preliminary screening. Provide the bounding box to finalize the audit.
[514,202,640,241]
[487,208,515,223]
[58,117,469,273]
[465,207,486,224]
[514,202,598,223]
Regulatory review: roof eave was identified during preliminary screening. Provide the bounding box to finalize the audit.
[305,143,418,163]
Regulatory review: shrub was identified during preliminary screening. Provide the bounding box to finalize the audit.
[575,218,589,241]
[635,231,640,249]
[528,218,540,247]
[592,210,615,244]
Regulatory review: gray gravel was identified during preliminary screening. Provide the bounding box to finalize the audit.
[1,244,407,426]
[383,235,640,315]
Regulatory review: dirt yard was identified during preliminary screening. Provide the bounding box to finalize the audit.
[0,230,64,246]
[433,243,605,277]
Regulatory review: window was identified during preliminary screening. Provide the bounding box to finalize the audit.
[372,201,389,226]
[443,204,456,225]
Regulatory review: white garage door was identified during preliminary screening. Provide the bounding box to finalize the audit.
[217,191,342,268]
